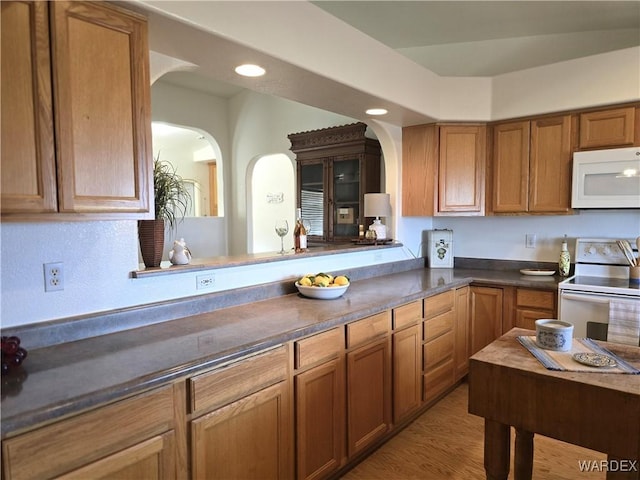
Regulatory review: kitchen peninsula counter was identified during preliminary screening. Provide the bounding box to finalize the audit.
[1,265,562,438]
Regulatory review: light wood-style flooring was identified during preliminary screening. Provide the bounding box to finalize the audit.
[341,381,607,479]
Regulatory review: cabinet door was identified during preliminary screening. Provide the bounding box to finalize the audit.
[332,157,361,240]
[1,1,57,214]
[529,115,572,213]
[295,358,345,480]
[2,385,175,480]
[56,432,175,480]
[470,286,503,355]
[454,286,470,380]
[438,125,486,215]
[346,337,391,457]
[492,121,530,213]
[51,1,151,214]
[299,160,326,240]
[401,124,437,216]
[392,324,422,423]
[191,381,292,480]
[579,107,636,149]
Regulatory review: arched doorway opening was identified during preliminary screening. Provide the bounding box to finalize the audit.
[247,153,296,254]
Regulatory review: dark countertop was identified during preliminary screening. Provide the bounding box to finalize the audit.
[0,266,562,438]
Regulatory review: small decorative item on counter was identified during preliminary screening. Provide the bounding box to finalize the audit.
[559,234,570,277]
[169,238,192,265]
[1,336,28,376]
[359,224,365,239]
[365,227,377,241]
[294,208,307,253]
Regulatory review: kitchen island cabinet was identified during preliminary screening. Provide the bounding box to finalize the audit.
[1,0,152,220]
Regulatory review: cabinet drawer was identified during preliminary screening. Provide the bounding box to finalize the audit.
[423,358,455,404]
[2,385,175,480]
[424,290,454,320]
[516,289,555,310]
[423,310,454,342]
[393,300,422,330]
[346,311,391,349]
[423,330,454,369]
[190,345,288,415]
[295,327,343,369]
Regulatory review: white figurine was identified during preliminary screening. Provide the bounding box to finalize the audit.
[169,238,192,265]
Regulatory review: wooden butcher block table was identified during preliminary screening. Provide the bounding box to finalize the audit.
[468,328,640,480]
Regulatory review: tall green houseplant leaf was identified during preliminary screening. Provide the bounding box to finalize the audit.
[153,156,191,229]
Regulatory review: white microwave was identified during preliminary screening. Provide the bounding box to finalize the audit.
[572,146,640,208]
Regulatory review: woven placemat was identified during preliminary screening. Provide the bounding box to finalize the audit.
[517,336,640,374]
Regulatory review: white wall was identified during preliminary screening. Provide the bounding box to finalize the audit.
[2,38,640,329]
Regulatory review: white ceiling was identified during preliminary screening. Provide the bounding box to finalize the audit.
[313,1,640,77]
[142,0,640,126]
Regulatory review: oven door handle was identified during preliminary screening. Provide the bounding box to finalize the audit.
[561,292,610,304]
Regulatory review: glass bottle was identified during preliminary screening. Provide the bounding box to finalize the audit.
[294,208,307,253]
[559,235,570,277]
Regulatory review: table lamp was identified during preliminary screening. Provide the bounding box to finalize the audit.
[364,193,391,240]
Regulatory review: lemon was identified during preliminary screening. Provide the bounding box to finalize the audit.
[313,276,330,287]
[299,276,312,286]
[333,275,349,286]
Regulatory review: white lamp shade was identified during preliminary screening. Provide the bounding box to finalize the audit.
[364,193,391,218]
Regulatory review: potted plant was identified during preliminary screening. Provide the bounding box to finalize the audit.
[138,156,191,268]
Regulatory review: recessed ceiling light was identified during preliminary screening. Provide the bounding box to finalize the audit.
[235,64,266,77]
[366,108,388,116]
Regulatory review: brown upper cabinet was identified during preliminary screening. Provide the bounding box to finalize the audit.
[1,1,153,220]
[402,124,486,216]
[578,106,639,150]
[491,115,572,214]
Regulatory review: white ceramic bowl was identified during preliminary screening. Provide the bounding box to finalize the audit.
[535,319,574,351]
[295,282,349,300]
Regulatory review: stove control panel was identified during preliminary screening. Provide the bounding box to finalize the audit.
[575,238,638,265]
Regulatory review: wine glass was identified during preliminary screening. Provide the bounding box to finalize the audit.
[275,219,289,254]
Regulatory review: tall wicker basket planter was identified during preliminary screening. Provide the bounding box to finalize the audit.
[138,219,165,268]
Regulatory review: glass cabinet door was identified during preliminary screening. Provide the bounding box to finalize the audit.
[299,162,325,239]
[332,158,361,239]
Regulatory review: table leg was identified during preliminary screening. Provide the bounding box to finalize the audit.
[484,419,510,480]
[514,429,534,480]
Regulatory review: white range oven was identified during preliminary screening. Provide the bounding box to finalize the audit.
[558,238,639,343]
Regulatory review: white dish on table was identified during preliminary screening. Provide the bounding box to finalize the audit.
[295,282,349,299]
[520,269,556,276]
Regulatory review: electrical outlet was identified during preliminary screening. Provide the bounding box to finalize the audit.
[196,273,215,290]
[525,234,537,249]
[44,262,64,292]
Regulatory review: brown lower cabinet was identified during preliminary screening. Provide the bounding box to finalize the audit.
[2,290,479,480]
[345,312,392,457]
[1,385,178,480]
[470,285,504,355]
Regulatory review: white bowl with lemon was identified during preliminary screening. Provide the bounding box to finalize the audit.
[295,273,350,299]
